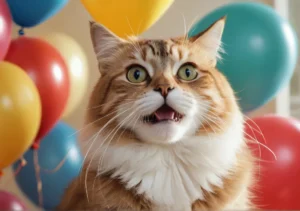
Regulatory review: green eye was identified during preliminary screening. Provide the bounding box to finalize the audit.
[177,64,198,81]
[126,66,148,83]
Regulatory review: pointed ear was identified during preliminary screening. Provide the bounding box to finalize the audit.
[89,21,124,64]
[190,17,226,60]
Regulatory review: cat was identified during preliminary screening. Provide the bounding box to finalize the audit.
[57,17,255,211]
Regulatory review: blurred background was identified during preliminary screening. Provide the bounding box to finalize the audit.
[0,0,299,210]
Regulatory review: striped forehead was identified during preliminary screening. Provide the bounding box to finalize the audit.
[133,39,189,77]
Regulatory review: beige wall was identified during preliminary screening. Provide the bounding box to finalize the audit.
[0,0,273,209]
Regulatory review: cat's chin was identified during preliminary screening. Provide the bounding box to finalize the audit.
[135,119,188,144]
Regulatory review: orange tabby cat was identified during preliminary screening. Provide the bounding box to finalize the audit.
[58,17,255,211]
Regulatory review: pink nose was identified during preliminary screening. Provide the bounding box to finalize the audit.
[154,84,174,97]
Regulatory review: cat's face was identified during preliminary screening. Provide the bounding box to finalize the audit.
[88,18,240,144]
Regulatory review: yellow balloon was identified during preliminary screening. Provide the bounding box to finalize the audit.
[43,33,89,117]
[81,0,174,38]
[0,62,41,169]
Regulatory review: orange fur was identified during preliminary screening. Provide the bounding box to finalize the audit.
[58,17,255,211]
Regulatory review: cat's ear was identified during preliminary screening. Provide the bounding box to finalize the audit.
[190,17,226,60]
[89,21,124,63]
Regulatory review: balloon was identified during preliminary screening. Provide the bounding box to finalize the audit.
[0,62,41,169]
[81,0,174,38]
[5,37,70,148]
[0,191,27,211]
[245,115,300,209]
[189,3,298,112]
[7,0,68,27]
[13,122,83,210]
[43,33,89,117]
[0,1,12,60]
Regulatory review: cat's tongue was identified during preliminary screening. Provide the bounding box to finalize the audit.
[154,105,175,121]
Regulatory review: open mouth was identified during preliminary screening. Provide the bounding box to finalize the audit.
[143,104,184,124]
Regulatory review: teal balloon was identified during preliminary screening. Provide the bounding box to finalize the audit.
[13,122,83,209]
[188,2,298,112]
[7,0,69,27]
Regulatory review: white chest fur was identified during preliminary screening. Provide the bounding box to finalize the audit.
[85,114,244,209]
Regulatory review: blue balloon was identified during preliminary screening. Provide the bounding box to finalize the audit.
[188,2,298,112]
[7,0,69,27]
[13,122,83,209]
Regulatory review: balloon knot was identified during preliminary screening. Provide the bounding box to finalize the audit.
[18,28,25,36]
[32,143,40,150]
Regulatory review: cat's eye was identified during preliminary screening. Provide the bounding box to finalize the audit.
[126,65,148,83]
[177,64,198,81]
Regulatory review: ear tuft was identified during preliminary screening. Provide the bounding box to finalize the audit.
[89,21,124,63]
[190,17,226,61]
[89,20,95,28]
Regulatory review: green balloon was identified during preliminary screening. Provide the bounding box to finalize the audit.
[189,2,298,112]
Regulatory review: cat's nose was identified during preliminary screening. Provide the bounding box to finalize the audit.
[154,84,174,97]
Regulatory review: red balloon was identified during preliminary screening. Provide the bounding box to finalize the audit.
[5,37,70,148]
[0,191,26,210]
[0,1,12,60]
[245,115,300,210]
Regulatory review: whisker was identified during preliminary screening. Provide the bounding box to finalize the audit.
[194,118,213,142]
[124,17,143,55]
[127,37,143,55]
[70,109,120,137]
[187,14,201,38]
[72,100,137,137]
[243,120,262,161]
[243,115,267,144]
[82,107,133,202]
[91,110,136,192]
[96,112,137,181]
[116,113,140,143]
[98,110,136,168]
[195,102,276,166]
[126,17,137,37]
[180,12,188,45]
[201,116,218,135]
[203,115,224,132]
[247,134,277,161]
[86,99,135,110]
